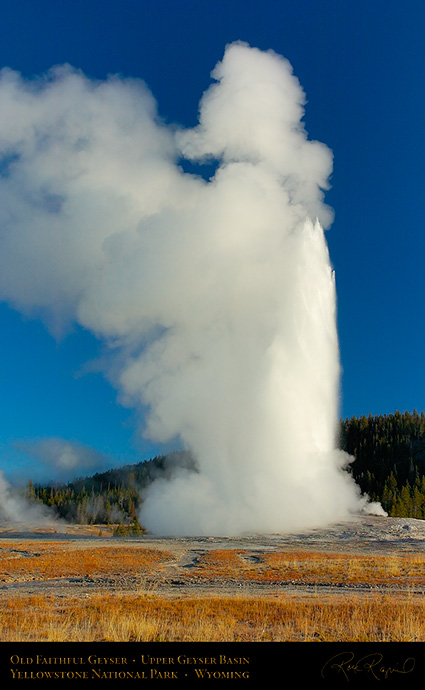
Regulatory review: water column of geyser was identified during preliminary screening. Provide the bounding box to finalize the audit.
[0,42,381,535]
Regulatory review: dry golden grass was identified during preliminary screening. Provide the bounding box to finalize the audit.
[0,543,171,582]
[0,591,425,642]
[261,551,425,585]
[2,543,424,587]
[190,548,425,586]
[1,541,425,642]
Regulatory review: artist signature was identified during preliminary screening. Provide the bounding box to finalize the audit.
[321,652,415,681]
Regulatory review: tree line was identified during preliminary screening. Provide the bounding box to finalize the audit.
[26,450,196,532]
[340,409,425,518]
[25,410,425,527]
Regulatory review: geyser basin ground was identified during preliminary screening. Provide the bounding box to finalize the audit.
[0,516,424,601]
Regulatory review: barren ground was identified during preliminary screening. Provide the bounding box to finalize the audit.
[0,515,424,600]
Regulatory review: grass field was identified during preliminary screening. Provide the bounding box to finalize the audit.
[2,591,425,642]
[1,540,425,642]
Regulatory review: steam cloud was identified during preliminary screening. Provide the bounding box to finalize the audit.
[0,42,383,535]
[16,438,114,483]
[0,471,55,525]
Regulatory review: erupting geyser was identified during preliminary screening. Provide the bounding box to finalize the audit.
[0,42,382,535]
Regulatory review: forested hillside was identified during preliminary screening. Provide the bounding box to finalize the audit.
[26,411,425,527]
[340,410,425,518]
[27,450,197,533]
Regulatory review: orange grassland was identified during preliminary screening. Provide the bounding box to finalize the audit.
[0,542,425,642]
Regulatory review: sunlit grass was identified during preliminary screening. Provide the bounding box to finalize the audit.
[1,592,424,642]
[0,543,171,581]
[188,548,425,586]
[1,541,425,642]
[2,542,424,586]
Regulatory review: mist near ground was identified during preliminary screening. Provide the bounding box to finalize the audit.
[0,42,384,534]
[0,471,55,525]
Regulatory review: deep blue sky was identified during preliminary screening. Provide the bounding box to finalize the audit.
[0,0,424,482]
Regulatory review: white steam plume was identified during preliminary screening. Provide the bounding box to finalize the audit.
[0,471,55,525]
[0,42,383,535]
